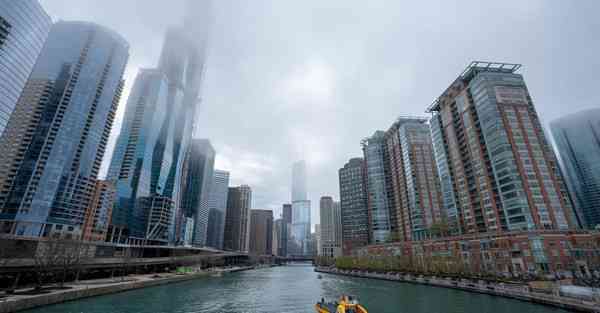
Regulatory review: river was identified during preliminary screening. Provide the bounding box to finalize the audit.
[24,264,570,313]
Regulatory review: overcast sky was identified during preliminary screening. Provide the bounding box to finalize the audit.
[41,0,600,225]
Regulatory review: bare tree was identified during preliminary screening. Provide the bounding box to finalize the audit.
[32,240,62,290]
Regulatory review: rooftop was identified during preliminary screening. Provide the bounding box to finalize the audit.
[426,61,522,113]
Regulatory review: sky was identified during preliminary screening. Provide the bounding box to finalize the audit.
[41,0,600,226]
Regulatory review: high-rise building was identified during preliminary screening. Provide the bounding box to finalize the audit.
[273,218,288,256]
[282,203,292,225]
[106,69,169,243]
[385,117,444,241]
[339,157,369,255]
[0,21,129,238]
[427,61,578,235]
[82,180,115,242]
[315,224,321,256]
[319,196,342,257]
[248,209,273,255]
[180,139,215,246]
[551,108,600,229]
[223,185,252,251]
[291,199,311,256]
[206,169,230,249]
[106,1,211,245]
[362,131,393,243]
[290,161,311,256]
[0,1,51,137]
[292,160,308,202]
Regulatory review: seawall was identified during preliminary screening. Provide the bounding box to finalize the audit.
[315,267,600,313]
[0,266,255,313]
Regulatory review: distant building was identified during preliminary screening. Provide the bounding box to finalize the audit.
[551,108,600,229]
[282,203,292,224]
[428,61,578,234]
[0,21,129,238]
[223,185,252,252]
[180,139,215,246]
[82,181,116,242]
[290,161,311,256]
[0,1,51,137]
[248,209,273,255]
[319,196,342,257]
[339,158,369,255]
[315,224,321,256]
[385,117,443,241]
[206,170,230,249]
[274,218,288,257]
[362,131,393,243]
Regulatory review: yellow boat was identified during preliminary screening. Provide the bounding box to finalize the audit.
[315,295,368,313]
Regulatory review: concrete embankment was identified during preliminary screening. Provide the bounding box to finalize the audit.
[315,267,600,313]
[0,266,255,313]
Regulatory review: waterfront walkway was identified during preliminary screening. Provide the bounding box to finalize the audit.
[315,267,600,313]
[0,266,254,313]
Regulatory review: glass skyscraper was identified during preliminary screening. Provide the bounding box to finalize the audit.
[206,169,230,249]
[290,160,311,256]
[180,139,215,246]
[106,69,169,243]
[362,131,393,243]
[427,61,578,234]
[0,0,51,137]
[224,185,252,252]
[0,21,129,238]
[551,108,600,229]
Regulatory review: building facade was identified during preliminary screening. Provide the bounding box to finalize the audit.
[362,131,393,243]
[106,69,169,243]
[339,157,370,255]
[0,21,129,238]
[357,230,600,278]
[274,218,288,256]
[0,1,51,137]
[248,209,273,255]
[319,196,342,257]
[206,169,230,249]
[551,108,600,229]
[385,117,444,241]
[81,180,115,242]
[180,139,215,246]
[223,185,252,252]
[428,61,578,235]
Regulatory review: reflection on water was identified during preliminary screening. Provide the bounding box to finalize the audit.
[24,264,570,313]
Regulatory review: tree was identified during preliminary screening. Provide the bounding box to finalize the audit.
[32,240,62,290]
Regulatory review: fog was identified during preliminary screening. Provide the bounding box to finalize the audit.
[41,0,600,225]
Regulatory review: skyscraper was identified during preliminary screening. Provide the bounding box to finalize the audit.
[248,209,273,255]
[290,160,311,256]
[206,169,230,249]
[319,196,342,257]
[339,158,370,255]
[385,117,444,241]
[362,131,393,243]
[0,21,129,238]
[292,160,308,201]
[223,185,252,251]
[106,69,169,243]
[551,108,600,229]
[273,218,288,256]
[180,139,215,246]
[106,0,211,245]
[428,61,578,235]
[0,1,51,137]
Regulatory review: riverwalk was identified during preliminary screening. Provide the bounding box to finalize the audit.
[0,266,255,313]
[315,267,600,313]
